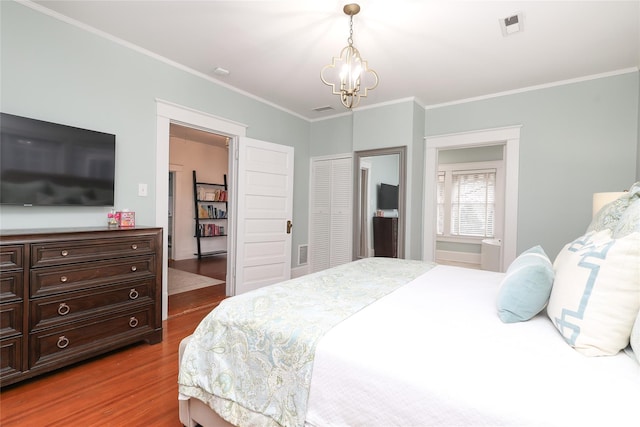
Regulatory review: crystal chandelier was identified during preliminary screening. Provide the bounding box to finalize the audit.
[321,3,379,109]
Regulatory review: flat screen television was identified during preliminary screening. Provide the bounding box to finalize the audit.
[378,183,399,210]
[0,112,116,206]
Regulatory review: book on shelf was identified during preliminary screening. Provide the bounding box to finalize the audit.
[198,223,226,237]
[198,186,228,202]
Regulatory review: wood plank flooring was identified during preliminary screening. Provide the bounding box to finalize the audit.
[168,256,228,317]
[0,257,228,426]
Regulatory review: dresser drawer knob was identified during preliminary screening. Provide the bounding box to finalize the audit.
[130,266,137,272]
[61,250,69,257]
[131,244,138,250]
[129,289,139,300]
[60,276,68,283]
[57,336,70,349]
[57,302,71,316]
[129,317,139,328]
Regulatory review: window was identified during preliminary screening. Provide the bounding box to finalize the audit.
[437,162,502,240]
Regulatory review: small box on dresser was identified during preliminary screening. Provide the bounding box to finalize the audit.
[0,226,163,387]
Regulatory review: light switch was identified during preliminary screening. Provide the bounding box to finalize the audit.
[138,183,148,197]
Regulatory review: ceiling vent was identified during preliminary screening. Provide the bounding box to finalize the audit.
[213,67,230,76]
[500,13,523,36]
[313,106,335,112]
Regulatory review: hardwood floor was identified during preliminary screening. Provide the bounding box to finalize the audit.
[169,256,227,281]
[1,257,228,426]
[168,256,228,317]
[0,305,213,426]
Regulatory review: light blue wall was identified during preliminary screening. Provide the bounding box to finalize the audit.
[310,100,424,259]
[353,102,415,151]
[0,1,310,266]
[309,115,353,157]
[410,102,426,259]
[426,72,639,259]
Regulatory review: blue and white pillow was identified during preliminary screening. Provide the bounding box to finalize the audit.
[630,311,640,364]
[589,181,640,234]
[547,230,640,356]
[613,197,640,238]
[497,246,554,323]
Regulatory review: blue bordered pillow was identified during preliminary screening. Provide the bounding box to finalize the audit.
[547,230,640,356]
[497,246,554,323]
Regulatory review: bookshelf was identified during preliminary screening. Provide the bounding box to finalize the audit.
[192,170,228,259]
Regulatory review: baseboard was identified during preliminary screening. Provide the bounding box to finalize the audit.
[436,250,481,267]
[291,265,309,278]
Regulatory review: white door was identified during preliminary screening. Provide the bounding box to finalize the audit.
[309,159,331,272]
[234,137,294,294]
[309,155,352,273]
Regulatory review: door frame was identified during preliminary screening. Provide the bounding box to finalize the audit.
[156,99,247,320]
[423,125,521,272]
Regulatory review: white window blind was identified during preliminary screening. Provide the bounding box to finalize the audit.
[450,169,496,237]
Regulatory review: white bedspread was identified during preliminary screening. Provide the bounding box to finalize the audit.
[305,265,640,427]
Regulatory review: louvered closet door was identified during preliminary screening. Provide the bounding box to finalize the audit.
[329,157,352,267]
[310,160,331,272]
[309,156,352,273]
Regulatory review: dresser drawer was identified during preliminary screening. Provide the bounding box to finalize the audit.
[0,271,23,302]
[0,336,23,381]
[30,279,154,331]
[0,245,24,271]
[0,301,23,338]
[30,255,156,298]
[31,236,156,268]
[29,306,154,370]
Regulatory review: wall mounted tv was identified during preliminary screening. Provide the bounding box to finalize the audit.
[377,183,399,210]
[0,113,116,206]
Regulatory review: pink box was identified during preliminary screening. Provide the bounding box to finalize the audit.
[118,211,135,227]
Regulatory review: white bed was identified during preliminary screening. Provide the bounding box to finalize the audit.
[178,258,640,427]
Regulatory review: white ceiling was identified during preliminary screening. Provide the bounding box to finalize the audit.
[31,1,640,120]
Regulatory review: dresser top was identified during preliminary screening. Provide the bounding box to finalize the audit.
[0,226,161,239]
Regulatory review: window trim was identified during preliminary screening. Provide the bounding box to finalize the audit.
[423,125,521,272]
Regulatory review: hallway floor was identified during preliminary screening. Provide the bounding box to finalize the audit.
[168,256,227,317]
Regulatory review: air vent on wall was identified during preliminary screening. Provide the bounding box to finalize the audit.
[298,244,308,265]
[500,13,523,36]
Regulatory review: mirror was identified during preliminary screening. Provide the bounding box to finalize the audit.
[353,146,407,260]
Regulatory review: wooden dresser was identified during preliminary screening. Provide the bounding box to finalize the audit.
[372,217,398,258]
[0,226,162,387]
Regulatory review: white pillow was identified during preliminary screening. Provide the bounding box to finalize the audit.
[547,230,640,356]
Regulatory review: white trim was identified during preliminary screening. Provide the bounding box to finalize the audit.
[309,152,354,162]
[436,250,481,266]
[155,99,247,320]
[424,68,638,110]
[291,265,309,279]
[21,0,308,121]
[21,0,637,122]
[310,97,425,123]
[424,126,520,272]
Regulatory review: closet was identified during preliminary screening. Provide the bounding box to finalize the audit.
[309,155,353,273]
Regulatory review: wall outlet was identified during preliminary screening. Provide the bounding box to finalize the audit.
[138,183,148,197]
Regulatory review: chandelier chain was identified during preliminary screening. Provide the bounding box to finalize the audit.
[348,15,354,46]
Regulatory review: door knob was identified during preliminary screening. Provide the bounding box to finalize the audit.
[286,220,293,234]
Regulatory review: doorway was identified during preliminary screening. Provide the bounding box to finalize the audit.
[156,100,248,319]
[167,123,229,315]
